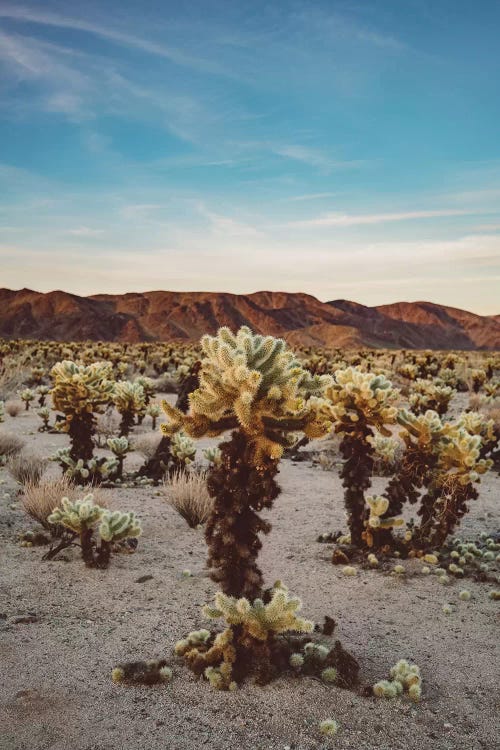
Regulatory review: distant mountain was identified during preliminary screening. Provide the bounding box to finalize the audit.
[0,288,498,350]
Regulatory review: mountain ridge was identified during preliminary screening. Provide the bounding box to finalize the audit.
[0,288,498,350]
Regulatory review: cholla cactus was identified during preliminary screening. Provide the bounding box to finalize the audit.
[409,379,455,416]
[19,388,35,411]
[48,494,105,565]
[51,361,115,465]
[373,659,422,702]
[458,411,498,462]
[161,327,331,599]
[170,431,196,469]
[47,493,140,568]
[36,384,50,406]
[107,436,130,478]
[384,410,493,550]
[469,368,487,393]
[321,368,399,547]
[37,406,51,432]
[177,583,313,689]
[203,446,222,466]
[146,403,161,430]
[203,586,314,642]
[99,510,141,542]
[53,447,118,485]
[113,380,146,436]
[0,400,4,423]
[97,510,142,567]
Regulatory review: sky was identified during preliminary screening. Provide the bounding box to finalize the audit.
[1,0,499,313]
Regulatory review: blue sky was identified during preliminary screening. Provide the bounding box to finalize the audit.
[1,0,499,312]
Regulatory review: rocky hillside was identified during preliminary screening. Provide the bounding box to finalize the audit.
[0,288,498,349]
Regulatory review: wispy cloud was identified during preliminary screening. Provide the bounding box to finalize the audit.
[0,4,232,77]
[288,208,480,228]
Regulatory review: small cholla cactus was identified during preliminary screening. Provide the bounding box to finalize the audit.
[48,493,140,568]
[319,719,339,737]
[36,384,50,407]
[37,406,51,432]
[170,431,196,469]
[19,387,35,410]
[176,582,315,690]
[373,659,422,702]
[107,436,129,478]
[146,403,161,430]
[48,494,105,566]
[203,446,222,466]
[113,381,146,436]
[469,368,487,393]
[53,447,118,484]
[97,510,142,567]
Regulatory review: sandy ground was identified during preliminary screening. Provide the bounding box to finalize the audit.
[0,395,499,750]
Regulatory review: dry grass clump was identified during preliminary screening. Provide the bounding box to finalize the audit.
[132,433,163,460]
[5,400,23,417]
[162,469,212,527]
[0,362,29,400]
[21,476,110,530]
[7,451,48,486]
[0,431,25,459]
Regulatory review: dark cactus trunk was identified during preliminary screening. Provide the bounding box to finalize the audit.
[205,430,280,600]
[339,426,373,548]
[69,413,95,462]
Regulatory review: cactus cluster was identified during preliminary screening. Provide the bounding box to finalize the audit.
[47,493,141,567]
[373,659,422,702]
[409,378,455,416]
[113,380,146,436]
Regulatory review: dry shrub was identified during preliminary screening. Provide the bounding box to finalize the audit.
[163,469,212,527]
[132,433,162,460]
[7,451,48,486]
[5,400,23,417]
[0,431,25,459]
[21,476,110,531]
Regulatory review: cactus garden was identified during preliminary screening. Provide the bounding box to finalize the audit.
[0,334,498,749]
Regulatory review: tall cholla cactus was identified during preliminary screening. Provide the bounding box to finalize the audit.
[323,367,399,547]
[161,326,331,599]
[176,582,314,689]
[113,381,146,436]
[377,409,449,549]
[386,410,492,549]
[50,360,115,462]
[425,428,491,548]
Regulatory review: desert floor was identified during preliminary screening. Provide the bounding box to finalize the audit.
[0,395,498,750]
